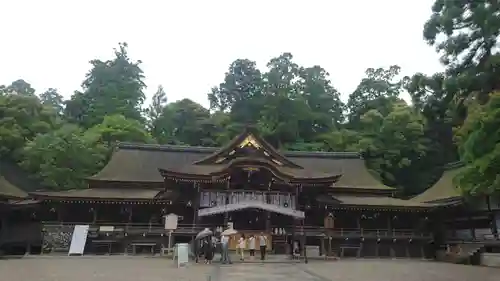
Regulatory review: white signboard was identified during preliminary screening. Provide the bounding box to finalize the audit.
[68,225,89,256]
[164,213,178,230]
[99,226,114,232]
[176,243,189,267]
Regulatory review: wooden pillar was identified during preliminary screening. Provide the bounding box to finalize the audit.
[57,204,65,223]
[299,184,308,263]
[387,213,392,232]
[92,206,98,224]
[301,218,308,263]
[193,182,200,227]
[291,185,299,259]
[223,179,229,227]
[467,213,475,240]
[265,182,271,232]
[320,237,325,256]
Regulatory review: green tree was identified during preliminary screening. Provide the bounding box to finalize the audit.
[64,42,146,128]
[4,79,36,96]
[424,0,500,102]
[455,92,500,195]
[0,93,58,159]
[84,114,154,148]
[315,129,363,152]
[39,88,64,116]
[146,85,168,139]
[258,53,308,148]
[347,65,405,129]
[21,124,106,190]
[208,58,264,126]
[406,72,459,167]
[298,65,344,130]
[359,101,430,193]
[155,99,218,146]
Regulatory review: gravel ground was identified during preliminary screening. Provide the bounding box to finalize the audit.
[0,257,498,281]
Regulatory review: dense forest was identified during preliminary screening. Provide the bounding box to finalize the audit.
[0,1,499,197]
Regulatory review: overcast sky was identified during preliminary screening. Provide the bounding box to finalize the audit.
[0,0,443,107]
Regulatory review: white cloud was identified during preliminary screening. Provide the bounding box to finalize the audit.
[0,0,443,108]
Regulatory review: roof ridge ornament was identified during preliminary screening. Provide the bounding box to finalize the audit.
[192,127,303,168]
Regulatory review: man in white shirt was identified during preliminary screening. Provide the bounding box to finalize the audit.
[258,232,268,260]
[220,235,232,264]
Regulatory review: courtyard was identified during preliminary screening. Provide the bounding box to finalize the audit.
[0,257,498,281]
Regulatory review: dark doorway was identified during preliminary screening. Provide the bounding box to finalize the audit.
[229,209,266,230]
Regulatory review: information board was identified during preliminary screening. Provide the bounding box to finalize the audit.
[176,243,189,267]
[68,225,89,256]
[164,213,178,230]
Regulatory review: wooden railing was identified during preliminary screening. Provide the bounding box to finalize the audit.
[41,222,432,239]
[41,221,212,235]
[271,225,432,239]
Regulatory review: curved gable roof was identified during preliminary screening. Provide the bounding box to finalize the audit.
[90,143,393,191]
[411,162,463,204]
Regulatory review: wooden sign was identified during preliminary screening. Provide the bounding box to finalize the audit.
[164,213,179,230]
[324,216,335,229]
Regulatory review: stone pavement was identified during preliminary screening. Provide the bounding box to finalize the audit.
[0,256,499,281]
[302,260,500,281]
[0,256,213,281]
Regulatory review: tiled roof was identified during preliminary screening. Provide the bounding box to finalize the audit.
[333,195,431,208]
[318,194,431,208]
[30,188,163,200]
[411,163,463,204]
[90,143,393,191]
[0,176,28,199]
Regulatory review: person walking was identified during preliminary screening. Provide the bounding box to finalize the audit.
[248,234,256,260]
[203,237,214,264]
[292,240,300,260]
[238,234,246,261]
[220,234,232,264]
[258,232,268,260]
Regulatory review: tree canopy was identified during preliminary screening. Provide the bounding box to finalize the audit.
[1,2,499,196]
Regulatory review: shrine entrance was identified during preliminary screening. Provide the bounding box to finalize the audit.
[228,209,266,231]
[198,200,305,230]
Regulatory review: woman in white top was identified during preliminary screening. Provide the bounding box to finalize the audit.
[238,234,246,261]
[248,234,256,260]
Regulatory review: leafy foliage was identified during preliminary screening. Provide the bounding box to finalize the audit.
[21,125,106,190]
[0,93,58,158]
[64,42,146,128]
[454,92,500,195]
